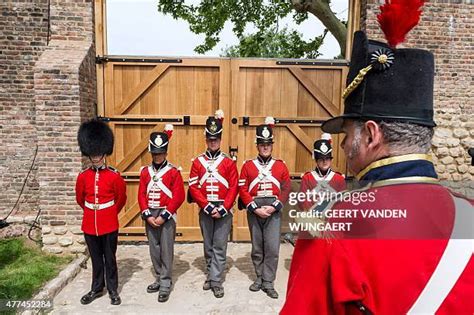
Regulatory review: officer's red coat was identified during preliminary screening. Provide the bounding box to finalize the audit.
[282,156,474,315]
[75,166,127,236]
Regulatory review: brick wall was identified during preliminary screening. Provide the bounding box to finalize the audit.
[35,0,96,254]
[1,0,96,254]
[362,0,474,182]
[0,1,49,220]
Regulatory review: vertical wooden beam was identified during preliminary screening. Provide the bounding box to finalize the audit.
[95,0,107,117]
[346,0,362,59]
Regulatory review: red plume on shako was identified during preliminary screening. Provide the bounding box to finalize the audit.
[164,124,174,140]
[377,0,425,49]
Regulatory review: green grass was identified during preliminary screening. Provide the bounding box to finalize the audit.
[0,238,72,300]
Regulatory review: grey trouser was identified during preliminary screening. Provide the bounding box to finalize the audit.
[199,211,232,288]
[145,212,176,292]
[247,210,281,289]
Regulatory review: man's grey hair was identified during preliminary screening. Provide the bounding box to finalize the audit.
[353,120,434,155]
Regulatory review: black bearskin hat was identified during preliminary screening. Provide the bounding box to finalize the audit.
[77,119,114,157]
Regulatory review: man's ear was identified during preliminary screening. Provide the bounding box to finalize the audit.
[364,120,383,150]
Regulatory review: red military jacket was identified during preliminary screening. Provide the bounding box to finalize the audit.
[282,155,474,315]
[239,156,291,212]
[138,160,185,221]
[189,150,239,212]
[75,165,127,236]
[299,168,346,211]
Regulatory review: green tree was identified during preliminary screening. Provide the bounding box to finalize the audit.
[221,27,328,58]
[157,0,347,58]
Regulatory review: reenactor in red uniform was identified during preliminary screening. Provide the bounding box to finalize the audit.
[76,119,127,306]
[188,110,239,298]
[138,125,185,302]
[299,133,346,211]
[282,3,474,313]
[238,117,291,299]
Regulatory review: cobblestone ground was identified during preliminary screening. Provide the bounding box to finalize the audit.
[51,243,293,314]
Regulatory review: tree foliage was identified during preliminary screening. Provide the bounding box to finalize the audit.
[221,27,328,58]
[157,0,347,58]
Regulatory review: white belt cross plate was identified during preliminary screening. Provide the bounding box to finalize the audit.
[249,159,280,192]
[147,165,173,199]
[197,155,229,188]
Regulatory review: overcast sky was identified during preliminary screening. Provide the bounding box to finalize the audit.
[106,0,349,59]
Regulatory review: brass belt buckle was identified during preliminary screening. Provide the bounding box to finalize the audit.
[93,204,99,210]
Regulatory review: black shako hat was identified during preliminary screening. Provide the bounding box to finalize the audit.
[322,2,435,134]
[78,119,114,157]
[313,133,333,160]
[205,109,224,139]
[256,117,275,144]
[149,125,173,154]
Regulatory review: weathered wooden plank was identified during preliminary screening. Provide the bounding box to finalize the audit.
[117,64,170,115]
[289,67,339,117]
[286,125,314,154]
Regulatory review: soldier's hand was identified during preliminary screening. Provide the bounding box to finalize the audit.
[263,206,276,215]
[211,209,222,219]
[146,217,159,228]
[155,216,165,226]
[255,208,270,218]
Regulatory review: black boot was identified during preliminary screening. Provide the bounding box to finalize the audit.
[80,290,104,305]
[211,286,224,298]
[202,280,211,291]
[147,282,160,293]
[158,291,170,303]
[262,287,279,299]
[249,281,262,292]
[109,291,122,305]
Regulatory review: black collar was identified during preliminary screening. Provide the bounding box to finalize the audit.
[205,149,221,159]
[315,167,331,177]
[257,155,272,165]
[152,160,168,171]
[92,164,106,171]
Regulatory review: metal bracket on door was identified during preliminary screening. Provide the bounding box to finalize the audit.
[237,117,325,126]
[98,116,183,123]
[275,119,325,124]
[276,60,349,66]
[96,56,183,64]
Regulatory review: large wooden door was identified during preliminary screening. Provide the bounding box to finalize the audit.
[229,60,348,240]
[100,57,347,241]
[102,58,232,241]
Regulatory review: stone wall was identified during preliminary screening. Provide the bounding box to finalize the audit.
[362,0,474,182]
[1,0,96,255]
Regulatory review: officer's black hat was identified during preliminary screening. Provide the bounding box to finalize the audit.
[256,117,275,144]
[322,3,435,133]
[78,119,114,157]
[149,125,173,154]
[313,133,333,160]
[205,110,224,140]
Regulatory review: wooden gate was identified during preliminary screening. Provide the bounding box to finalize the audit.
[228,60,348,240]
[99,57,347,241]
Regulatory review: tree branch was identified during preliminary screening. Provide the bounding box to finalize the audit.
[291,0,347,56]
